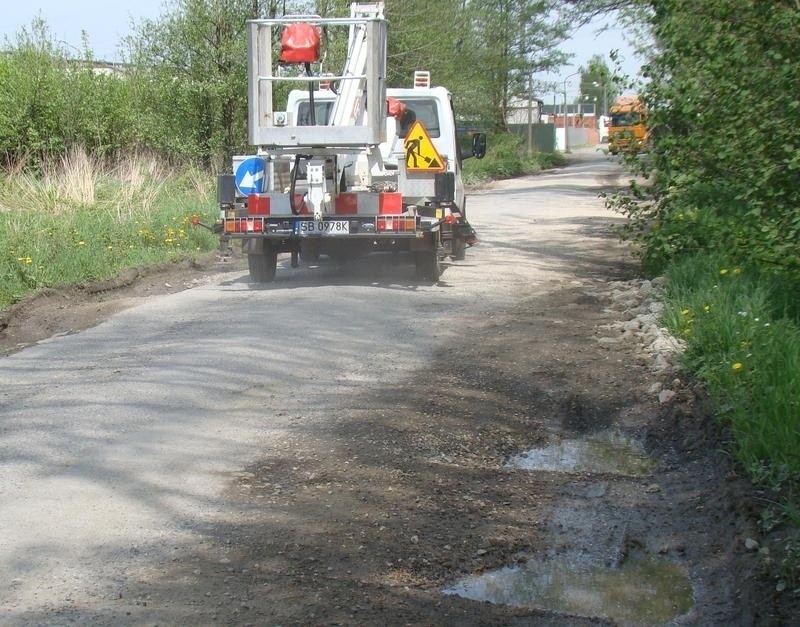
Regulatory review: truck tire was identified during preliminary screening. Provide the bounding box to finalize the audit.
[451,234,466,261]
[248,245,277,283]
[415,250,441,282]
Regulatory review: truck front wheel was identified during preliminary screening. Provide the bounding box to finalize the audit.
[451,234,466,261]
[415,250,441,282]
[248,244,278,283]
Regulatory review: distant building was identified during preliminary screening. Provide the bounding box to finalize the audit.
[506,97,544,126]
[90,61,128,77]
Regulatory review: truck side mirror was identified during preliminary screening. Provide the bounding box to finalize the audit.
[471,133,487,160]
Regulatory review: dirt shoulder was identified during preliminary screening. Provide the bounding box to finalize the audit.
[0,252,246,356]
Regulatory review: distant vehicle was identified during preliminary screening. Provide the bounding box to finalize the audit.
[608,96,648,155]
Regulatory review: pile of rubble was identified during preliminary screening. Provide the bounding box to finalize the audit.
[595,278,687,404]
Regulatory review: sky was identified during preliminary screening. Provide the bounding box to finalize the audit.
[0,0,166,62]
[1,1,643,99]
[549,17,644,100]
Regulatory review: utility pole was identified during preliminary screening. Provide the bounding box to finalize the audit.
[593,80,608,116]
[527,74,534,158]
[563,71,580,154]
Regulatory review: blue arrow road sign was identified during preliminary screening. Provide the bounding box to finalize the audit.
[235,157,267,195]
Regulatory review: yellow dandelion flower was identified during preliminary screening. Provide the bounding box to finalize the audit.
[78,241,85,246]
[733,267,742,275]
[681,309,691,316]
[107,245,113,251]
[720,268,729,276]
[703,305,712,312]
[732,362,743,371]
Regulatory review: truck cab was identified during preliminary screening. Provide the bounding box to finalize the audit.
[608,95,648,155]
[285,80,481,216]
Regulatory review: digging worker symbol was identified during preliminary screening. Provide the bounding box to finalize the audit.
[406,134,424,168]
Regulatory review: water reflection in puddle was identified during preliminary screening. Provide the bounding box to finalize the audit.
[506,431,655,475]
[444,551,693,625]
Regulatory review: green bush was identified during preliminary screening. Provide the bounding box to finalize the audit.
[613,1,800,283]
[463,133,564,184]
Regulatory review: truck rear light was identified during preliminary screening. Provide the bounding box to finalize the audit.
[377,216,416,232]
[224,217,265,233]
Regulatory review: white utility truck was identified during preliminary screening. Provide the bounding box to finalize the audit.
[216,2,486,282]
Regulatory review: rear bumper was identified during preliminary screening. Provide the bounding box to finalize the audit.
[221,215,437,240]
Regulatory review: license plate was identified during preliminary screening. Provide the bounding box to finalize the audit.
[295,220,350,236]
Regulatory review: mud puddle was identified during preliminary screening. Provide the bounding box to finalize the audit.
[445,430,695,624]
[506,430,655,476]
[444,548,694,625]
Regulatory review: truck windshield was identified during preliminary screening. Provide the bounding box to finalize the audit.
[396,98,440,138]
[610,112,643,127]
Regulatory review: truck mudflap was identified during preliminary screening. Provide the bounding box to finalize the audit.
[459,219,478,246]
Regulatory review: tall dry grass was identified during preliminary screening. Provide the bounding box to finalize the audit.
[48,146,99,207]
[0,147,174,219]
[109,151,168,220]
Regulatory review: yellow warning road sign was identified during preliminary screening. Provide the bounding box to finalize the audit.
[403,121,445,172]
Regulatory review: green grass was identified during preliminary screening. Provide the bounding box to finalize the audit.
[661,252,800,577]
[663,254,800,479]
[463,133,565,185]
[0,151,219,310]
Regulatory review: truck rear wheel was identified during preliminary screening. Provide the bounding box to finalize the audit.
[248,244,277,283]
